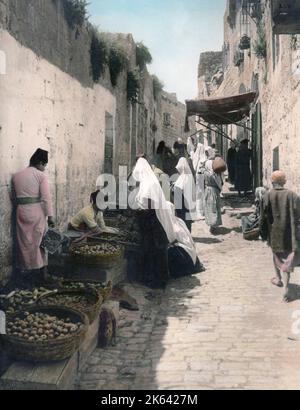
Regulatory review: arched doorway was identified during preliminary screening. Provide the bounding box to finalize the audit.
[252,102,263,189]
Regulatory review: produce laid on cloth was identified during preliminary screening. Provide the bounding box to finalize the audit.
[97,230,142,245]
[103,212,142,244]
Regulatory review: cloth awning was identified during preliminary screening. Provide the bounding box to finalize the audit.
[185,92,257,125]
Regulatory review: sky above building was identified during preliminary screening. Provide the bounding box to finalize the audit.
[88,0,227,103]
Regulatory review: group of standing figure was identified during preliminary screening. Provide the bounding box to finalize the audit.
[10,145,300,302]
[227,139,252,196]
[11,146,205,290]
[154,136,227,235]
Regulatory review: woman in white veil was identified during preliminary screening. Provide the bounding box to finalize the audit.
[131,158,203,287]
[173,157,196,232]
[193,141,207,220]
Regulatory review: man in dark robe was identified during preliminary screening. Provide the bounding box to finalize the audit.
[261,171,300,302]
[227,141,237,184]
[235,139,252,196]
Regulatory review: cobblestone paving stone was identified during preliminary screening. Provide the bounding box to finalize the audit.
[77,212,300,390]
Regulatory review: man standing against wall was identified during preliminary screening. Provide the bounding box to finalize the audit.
[12,149,55,285]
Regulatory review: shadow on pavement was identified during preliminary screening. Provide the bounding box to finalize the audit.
[289,284,300,302]
[211,226,242,236]
[193,237,222,244]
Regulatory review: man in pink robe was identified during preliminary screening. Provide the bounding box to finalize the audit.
[12,149,55,281]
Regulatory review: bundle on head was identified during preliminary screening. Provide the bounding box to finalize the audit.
[212,157,227,174]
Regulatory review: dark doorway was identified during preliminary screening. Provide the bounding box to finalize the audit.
[273,146,280,171]
[252,102,263,189]
[104,112,114,174]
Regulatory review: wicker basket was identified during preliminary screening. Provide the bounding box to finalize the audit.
[38,289,103,324]
[70,243,124,269]
[1,306,88,363]
[59,280,112,302]
[243,228,260,241]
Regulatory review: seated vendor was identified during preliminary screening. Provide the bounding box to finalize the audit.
[241,187,266,235]
[69,191,119,235]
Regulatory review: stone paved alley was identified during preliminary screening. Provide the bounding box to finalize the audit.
[77,209,300,391]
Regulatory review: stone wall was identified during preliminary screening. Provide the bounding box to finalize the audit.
[161,91,196,150]
[0,30,116,283]
[0,1,163,173]
[198,0,300,192]
[0,0,94,87]
[103,33,162,171]
[0,0,191,283]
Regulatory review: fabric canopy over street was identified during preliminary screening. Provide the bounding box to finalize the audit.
[185,91,257,125]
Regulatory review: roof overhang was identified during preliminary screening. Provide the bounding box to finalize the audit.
[186,92,257,125]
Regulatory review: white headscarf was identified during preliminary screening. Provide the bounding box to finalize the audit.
[175,157,196,214]
[132,158,197,264]
[205,159,214,173]
[205,146,215,160]
[193,142,206,173]
[187,137,195,159]
[255,187,266,202]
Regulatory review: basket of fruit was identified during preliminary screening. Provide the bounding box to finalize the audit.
[70,242,124,269]
[1,288,53,315]
[2,306,88,363]
[38,288,103,324]
[58,280,113,303]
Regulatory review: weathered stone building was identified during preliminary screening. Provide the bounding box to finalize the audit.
[161,91,196,149]
[0,0,191,283]
[197,0,300,191]
[0,0,119,282]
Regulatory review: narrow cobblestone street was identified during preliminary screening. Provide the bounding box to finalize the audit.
[77,210,300,391]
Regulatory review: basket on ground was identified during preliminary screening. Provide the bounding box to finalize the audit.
[1,306,88,363]
[58,279,112,302]
[243,228,260,241]
[38,288,103,324]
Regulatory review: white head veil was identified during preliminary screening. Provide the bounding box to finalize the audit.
[187,137,195,159]
[175,157,196,214]
[206,146,215,160]
[132,158,197,264]
[193,142,206,172]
